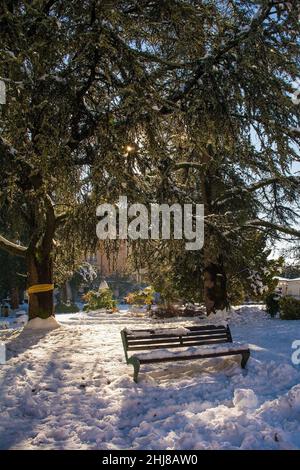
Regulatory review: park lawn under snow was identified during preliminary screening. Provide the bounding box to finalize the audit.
[0,306,300,450]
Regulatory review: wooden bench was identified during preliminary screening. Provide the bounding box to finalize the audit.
[121,324,250,382]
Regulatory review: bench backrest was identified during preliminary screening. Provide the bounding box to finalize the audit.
[121,324,232,360]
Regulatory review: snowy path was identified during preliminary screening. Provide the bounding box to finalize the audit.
[0,307,300,450]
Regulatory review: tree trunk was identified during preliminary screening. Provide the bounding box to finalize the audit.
[65,281,73,302]
[27,250,54,320]
[0,193,57,321]
[10,287,19,310]
[60,283,68,304]
[199,146,230,315]
[203,259,229,315]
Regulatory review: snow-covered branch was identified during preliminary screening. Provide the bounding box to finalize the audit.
[0,234,27,257]
[245,219,300,238]
[162,1,274,112]
[214,175,300,207]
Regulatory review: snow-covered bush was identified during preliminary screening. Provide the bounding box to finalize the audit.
[125,286,154,306]
[279,296,300,320]
[83,288,117,311]
[150,304,203,319]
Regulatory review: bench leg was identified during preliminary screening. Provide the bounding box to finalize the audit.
[241,351,250,369]
[128,357,140,383]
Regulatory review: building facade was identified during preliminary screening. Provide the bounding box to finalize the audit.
[275,277,300,299]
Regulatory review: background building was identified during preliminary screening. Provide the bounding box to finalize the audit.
[275,277,300,299]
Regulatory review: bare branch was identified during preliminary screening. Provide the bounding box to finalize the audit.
[174,162,206,170]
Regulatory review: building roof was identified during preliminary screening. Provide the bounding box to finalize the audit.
[274,276,300,282]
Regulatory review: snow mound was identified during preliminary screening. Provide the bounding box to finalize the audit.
[206,309,229,325]
[24,316,60,331]
[14,315,28,327]
[233,388,258,410]
[287,385,300,411]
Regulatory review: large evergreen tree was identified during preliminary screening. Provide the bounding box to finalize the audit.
[0,1,163,319]
[1,1,299,319]
[125,0,300,312]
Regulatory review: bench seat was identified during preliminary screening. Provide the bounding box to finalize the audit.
[132,342,249,363]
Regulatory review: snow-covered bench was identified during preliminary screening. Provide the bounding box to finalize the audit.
[121,324,250,382]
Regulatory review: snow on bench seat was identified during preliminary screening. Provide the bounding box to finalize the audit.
[132,342,249,361]
[125,327,191,338]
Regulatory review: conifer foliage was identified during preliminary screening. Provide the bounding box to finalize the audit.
[0,1,299,318]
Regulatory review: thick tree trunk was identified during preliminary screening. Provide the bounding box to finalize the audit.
[0,193,57,321]
[204,259,229,315]
[27,250,54,320]
[199,147,230,315]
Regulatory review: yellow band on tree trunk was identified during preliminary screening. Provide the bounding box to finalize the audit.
[27,284,54,294]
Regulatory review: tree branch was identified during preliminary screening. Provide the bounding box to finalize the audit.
[246,219,300,238]
[55,211,71,226]
[161,1,274,113]
[0,235,27,257]
[174,162,206,170]
[214,175,300,207]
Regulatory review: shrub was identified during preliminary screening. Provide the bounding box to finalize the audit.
[265,292,280,317]
[125,286,154,306]
[150,304,205,319]
[83,288,117,311]
[55,302,79,314]
[279,296,300,320]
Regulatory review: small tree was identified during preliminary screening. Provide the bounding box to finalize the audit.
[265,293,280,317]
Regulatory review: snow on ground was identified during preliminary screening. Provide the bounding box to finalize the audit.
[0,306,300,450]
[0,312,27,330]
